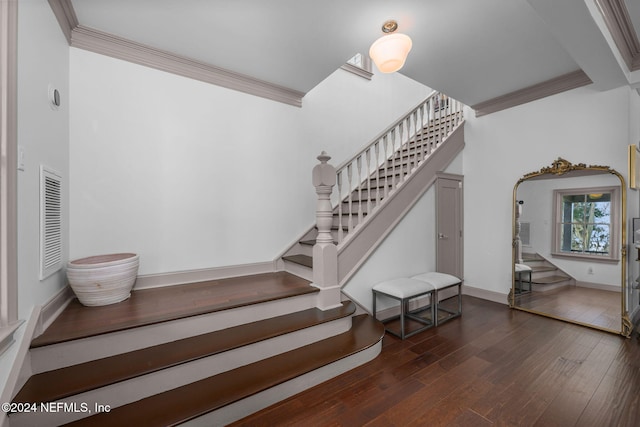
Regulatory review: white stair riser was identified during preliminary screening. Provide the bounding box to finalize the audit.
[9,317,354,427]
[282,259,313,281]
[30,293,317,373]
[182,339,383,427]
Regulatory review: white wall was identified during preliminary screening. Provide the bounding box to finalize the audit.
[464,85,639,303]
[69,49,430,276]
[342,152,463,312]
[0,0,69,408]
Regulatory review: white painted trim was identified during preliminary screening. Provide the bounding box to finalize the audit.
[46,0,77,44]
[30,292,318,372]
[70,26,305,107]
[46,1,305,107]
[0,306,41,415]
[183,340,382,427]
[134,261,277,290]
[575,281,621,292]
[595,0,640,72]
[472,70,593,117]
[36,285,74,338]
[340,63,373,80]
[15,316,353,426]
[0,0,18,354]
[462,284,509,305]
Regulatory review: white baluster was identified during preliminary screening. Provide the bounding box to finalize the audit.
[347,163,354,233]
[336,170,344,243]
[366,148,372,216]
[383,135,390,199]
[356,155,363,226]
[374,141,381,209]
[418,104,426,163]
[411,111,418,171]
[390,129,397,190]
[398,121,405,183]
[428,98,435,155]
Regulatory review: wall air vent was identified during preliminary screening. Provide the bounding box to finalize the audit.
[40,166,63,280]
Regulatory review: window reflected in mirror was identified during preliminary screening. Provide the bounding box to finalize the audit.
[553,186,619,261]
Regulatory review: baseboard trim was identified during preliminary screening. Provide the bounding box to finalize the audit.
[576,281,621,292]
[0,306,41,411]
[134,261,277,290]
[37,286,74,337]
[462,284,509,305]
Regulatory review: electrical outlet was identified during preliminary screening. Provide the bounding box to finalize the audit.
[17,145,25,171]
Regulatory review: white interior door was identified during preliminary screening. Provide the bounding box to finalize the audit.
[436,175,463,278]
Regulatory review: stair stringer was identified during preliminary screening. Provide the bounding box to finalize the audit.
[337,124,465,286]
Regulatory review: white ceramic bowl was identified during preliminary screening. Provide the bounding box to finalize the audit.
[67,253,139,306]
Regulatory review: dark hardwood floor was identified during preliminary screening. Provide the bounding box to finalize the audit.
[232,296,640,427]
[514,285,621,332]
[31,272,315,347]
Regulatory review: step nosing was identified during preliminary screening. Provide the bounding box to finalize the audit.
[62,315,384,427]
[15,302,356,405]
[30,273,317,348]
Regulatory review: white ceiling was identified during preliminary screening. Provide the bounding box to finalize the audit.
[69,0,640,107]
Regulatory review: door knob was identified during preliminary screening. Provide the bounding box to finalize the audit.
[438,233,448,239]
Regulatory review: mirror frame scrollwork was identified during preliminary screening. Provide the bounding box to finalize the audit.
[511,158,633,337]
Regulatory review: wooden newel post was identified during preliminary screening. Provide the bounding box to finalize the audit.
[312,152,341,310]
[515,200,523,264]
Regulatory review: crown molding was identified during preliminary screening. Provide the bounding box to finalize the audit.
[47,0,304,107]
[472,70,593,117]
[47,0,77,44]
[340,63,373,80]
[595,0,640,72]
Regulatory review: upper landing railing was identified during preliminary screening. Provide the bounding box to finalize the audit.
[332,91,464,245]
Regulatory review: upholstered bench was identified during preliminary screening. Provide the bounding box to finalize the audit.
[411,272,462,326]
[372,278,436,339]
[515,263,532,294]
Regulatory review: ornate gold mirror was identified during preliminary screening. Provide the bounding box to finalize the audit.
[511,158,632,337]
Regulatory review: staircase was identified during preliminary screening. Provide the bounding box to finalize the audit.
[7,91,464,426]
[282,92,465,285]
[8,273,384,426]
[521,252,576,291]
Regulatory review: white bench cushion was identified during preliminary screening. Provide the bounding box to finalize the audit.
[372,278,435,299]
[515,263,532,272]
[411,272,461,290]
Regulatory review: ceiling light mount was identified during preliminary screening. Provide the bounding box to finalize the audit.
[381,20,399,34]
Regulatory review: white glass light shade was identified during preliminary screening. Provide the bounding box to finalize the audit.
[369,33,412,73]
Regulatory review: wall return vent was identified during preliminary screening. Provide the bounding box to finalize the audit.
[40,166,63,280]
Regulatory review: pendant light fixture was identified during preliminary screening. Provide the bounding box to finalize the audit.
[369,20,412,73]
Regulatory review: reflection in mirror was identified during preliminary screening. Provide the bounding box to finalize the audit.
[511,158,632,337]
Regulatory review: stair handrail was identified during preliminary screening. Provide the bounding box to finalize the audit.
[333,91,464,244]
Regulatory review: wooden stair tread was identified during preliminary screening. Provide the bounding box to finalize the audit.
[63,315,384,427]
[532,275,572,284]
[31,272,315,348]
[282,254,312,268]
[530,265,557,272]
[300,239,338,246]
[14,302,356,405]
